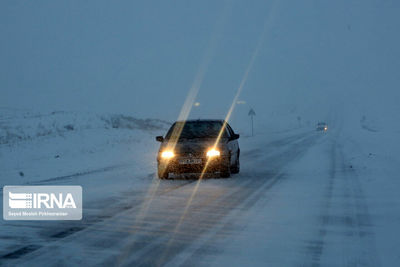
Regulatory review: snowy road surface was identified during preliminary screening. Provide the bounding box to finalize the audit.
[1,118,398,266]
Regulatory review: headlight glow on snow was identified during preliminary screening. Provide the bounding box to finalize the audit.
[161,151,175,159]
[206,148,220,157]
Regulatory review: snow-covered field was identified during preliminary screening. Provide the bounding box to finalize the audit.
[0,109,170,184]
[1,110,399,266]
[0,110,171,259]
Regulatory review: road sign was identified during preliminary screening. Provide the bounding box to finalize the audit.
[248,108,256,136]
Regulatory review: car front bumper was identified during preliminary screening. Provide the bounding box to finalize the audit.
[158,156,228,174]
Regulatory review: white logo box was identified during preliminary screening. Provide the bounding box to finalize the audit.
[3,186,82,220]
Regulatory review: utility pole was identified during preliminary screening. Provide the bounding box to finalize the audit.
[248,108,256,136]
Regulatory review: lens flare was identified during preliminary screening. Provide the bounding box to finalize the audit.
[156,2,281,264]
[206,148,220,157]
[175,0,281,232]
[161,151,174,159]
[162,3,230,159]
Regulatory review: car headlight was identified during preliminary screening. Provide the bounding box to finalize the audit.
[161,151,174,159]
[207,148,220,157]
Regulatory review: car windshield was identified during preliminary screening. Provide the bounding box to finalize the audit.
[165,121,228,140]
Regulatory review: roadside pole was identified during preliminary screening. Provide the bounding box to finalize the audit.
[248,108,256,137]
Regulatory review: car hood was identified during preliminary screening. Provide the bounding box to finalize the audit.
[161,138,228,155]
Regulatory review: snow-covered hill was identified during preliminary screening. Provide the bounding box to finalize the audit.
[0,109,170,186]
[0,108,170,145]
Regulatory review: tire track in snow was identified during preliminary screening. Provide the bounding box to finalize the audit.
[120,134,320,266]
[3,131,317,266]
[177,133,322,266]
[0,176,196,262]
[304,136,380,267]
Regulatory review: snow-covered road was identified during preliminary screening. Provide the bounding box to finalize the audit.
[1,117,399,266]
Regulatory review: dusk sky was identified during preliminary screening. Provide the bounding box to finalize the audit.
[1,0,399,127]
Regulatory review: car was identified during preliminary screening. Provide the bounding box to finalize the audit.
[316,122,328,131]
[155,120,240,179]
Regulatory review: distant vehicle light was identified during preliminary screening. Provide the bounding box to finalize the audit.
[207,148,220,157]
[161,151,175,159]
[324,127,328,131]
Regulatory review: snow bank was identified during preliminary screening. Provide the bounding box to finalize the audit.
[0,109,171,187]
[0,108,171,145]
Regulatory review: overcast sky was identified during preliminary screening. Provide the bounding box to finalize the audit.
[1,0,399,127]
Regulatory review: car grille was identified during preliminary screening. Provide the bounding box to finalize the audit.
[177,151,204,158]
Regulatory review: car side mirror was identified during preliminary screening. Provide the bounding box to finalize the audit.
[230,134,240,140]
[156,136,164,142]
